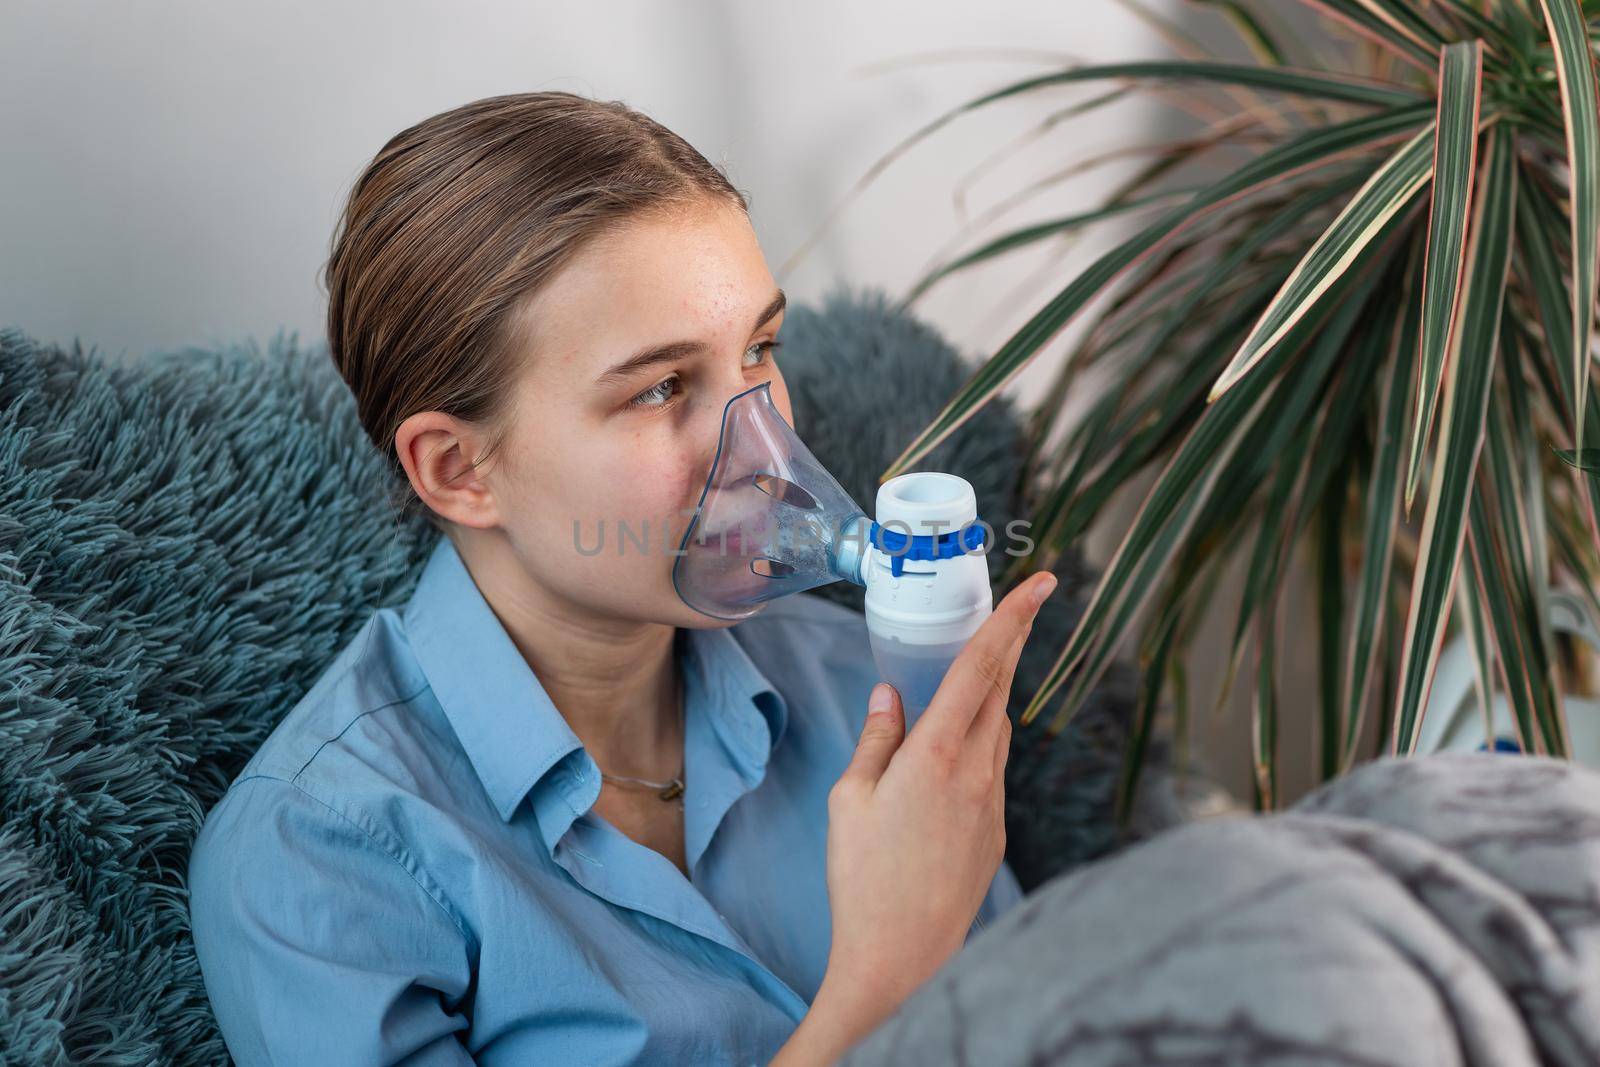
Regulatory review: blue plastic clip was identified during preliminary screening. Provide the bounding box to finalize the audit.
[867,520,987,578]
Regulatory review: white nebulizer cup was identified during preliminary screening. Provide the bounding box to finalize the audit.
[861,473,992,728]
[672,381,994,729]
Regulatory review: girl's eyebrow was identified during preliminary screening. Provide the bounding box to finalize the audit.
[594,289,786,387]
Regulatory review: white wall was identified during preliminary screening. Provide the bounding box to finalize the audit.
[0,0,1172,389]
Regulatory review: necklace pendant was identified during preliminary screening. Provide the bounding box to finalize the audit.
[658,779,684,802]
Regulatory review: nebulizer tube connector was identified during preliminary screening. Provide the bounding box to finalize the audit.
[830,514,874,588]
[673,382,994,730]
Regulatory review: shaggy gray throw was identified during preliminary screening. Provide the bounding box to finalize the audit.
[842,751,1600,1066]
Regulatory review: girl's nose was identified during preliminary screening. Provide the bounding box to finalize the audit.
[695,375,760,437]
[688,378,774,490]
[685,384,739,487]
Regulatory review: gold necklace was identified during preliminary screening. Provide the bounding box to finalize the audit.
[597,671,685,805]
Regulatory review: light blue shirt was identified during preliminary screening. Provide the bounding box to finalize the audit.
[187,534,1025,1065]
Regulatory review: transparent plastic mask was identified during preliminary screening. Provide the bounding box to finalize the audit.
[672,381,870,620]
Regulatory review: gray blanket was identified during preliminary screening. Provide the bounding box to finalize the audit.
[840,753,1600,1066]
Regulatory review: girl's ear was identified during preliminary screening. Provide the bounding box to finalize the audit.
[395,414,502,530]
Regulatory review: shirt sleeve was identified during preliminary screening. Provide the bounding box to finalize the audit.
[186,774,477,1066]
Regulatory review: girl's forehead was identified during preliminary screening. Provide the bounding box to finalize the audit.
[513,213,776,376]
[588,204,768,305]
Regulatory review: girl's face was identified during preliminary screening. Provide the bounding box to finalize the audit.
[476,196,794,628]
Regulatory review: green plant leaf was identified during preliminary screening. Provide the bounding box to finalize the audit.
[1555,447,1600,473]
[906,189,1194,303]
[1350,0,1449,50]
[1510,337,1561,755]
[1549,486,1600,641]
[1025,274,1283,577]
[1516,169,1600,582]
[1116,593,1182,826]
[1453,550,1498,751]
[883,104,1431,480]
[1504,323,1565,755]
[1536,0,1600,458]
[1464,480,1544,751]
[1339,280,1420,771]
[936,60,1428,115]
[1021,177,1368,562]
[1252,592,1281,810]
[890,0,1600,795]
[781,58,1427,278]
[1208,125,1435,403]
[1392,124,1517,755]
[1316,452,1349,782]
[1217,273,1393,711]
[1228,419,1319,703]
[1190,0,1288,65]
[1407,41,1486,515]
[1022,260,1393,730]
[1463,349,1569,756]
[1433,0,1521,50]
[1300,0,1440,68]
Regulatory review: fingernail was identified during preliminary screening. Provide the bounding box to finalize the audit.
[1031,574,1058,609]
[869,683,893,714]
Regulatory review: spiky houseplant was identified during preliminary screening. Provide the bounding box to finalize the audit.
[820,2,1600,809]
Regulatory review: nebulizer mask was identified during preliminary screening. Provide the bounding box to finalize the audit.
[673,381,994,725]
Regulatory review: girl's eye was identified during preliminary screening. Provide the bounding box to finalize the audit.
[628,376,679,409]
[626,340,782,410]
[744,339,781,367]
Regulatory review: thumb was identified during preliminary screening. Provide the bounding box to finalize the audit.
[845,682,905,784]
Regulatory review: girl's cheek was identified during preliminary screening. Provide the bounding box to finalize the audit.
[619,460,694,521]
[664,449,704,502]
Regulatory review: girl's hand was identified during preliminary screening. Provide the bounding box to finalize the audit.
[806,570,1057,1051]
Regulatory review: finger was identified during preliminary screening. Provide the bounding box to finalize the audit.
[915,571,1056,751]
[967,623,1028,746]
[921,572,1043,755]
[955,624,1026,787]
[840,682,905,787]
[992,699,1013,784]
[991,715,1011,830]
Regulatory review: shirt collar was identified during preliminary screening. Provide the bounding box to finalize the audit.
[400,535,788,828]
